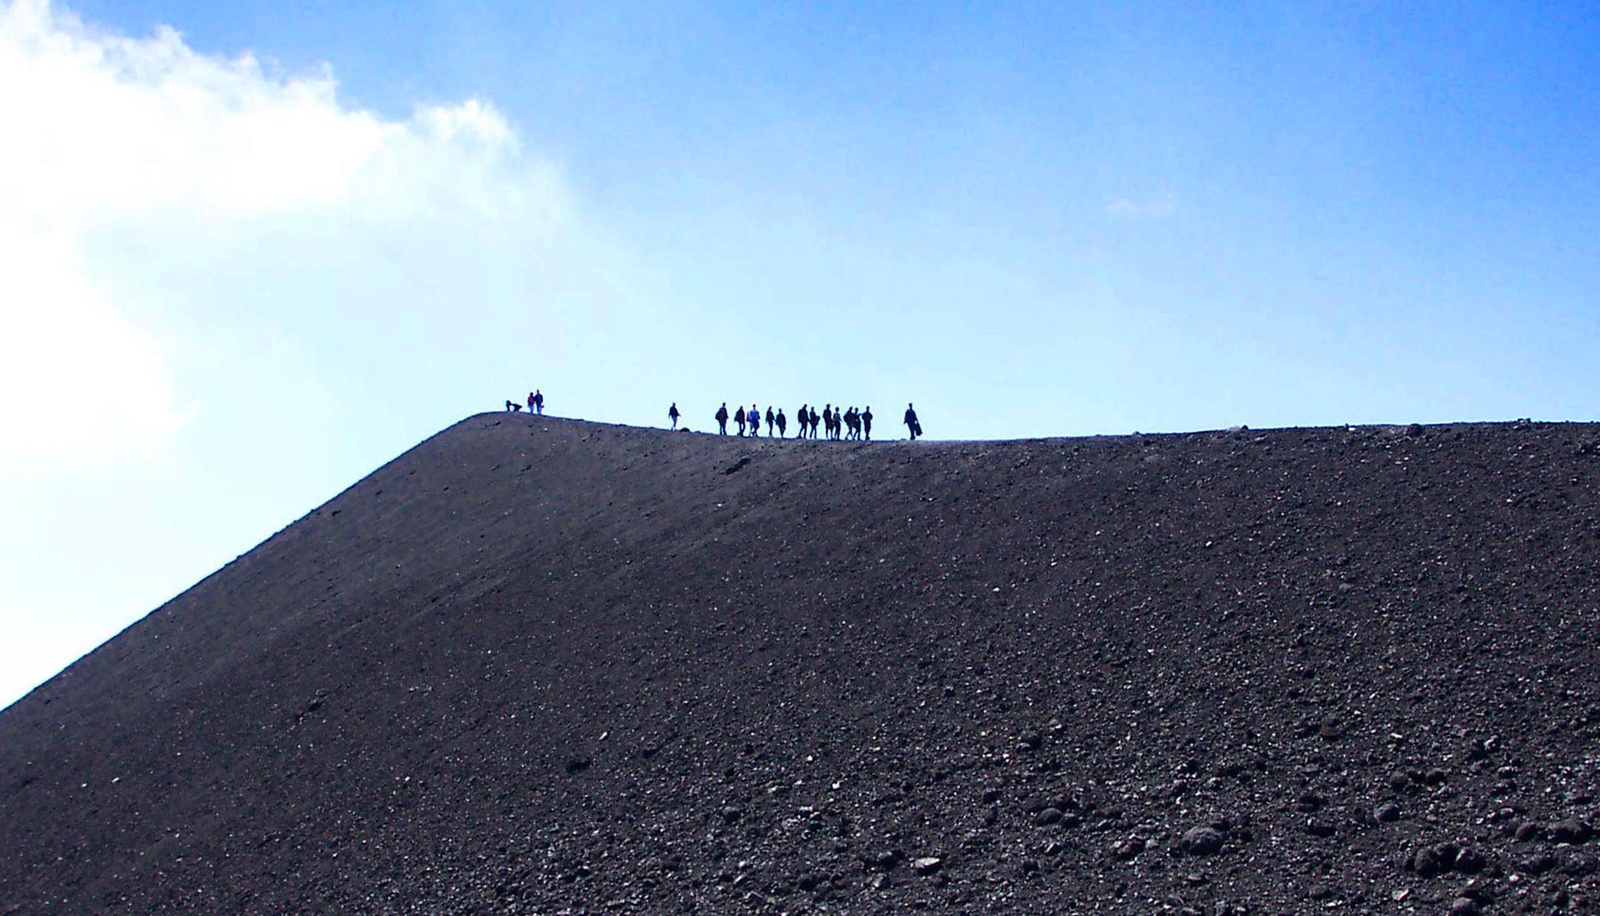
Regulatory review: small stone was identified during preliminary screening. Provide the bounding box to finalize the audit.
[1306,817,1336,837]
[1449,896,1482,916]
[1018,731,1043,751]
[1411,846,1444,878]
[912,857,942,875]
[720,806,743,824]
[1109,838,1144,860]
[1034,807,1064,826]
[1424,768,1449,786]
[1375,803,1401,823]
[1522,852,1558,875]
[1549,818,1593,845]
[1455,847,1486,873]
[1515,821,1542,842]
[1179,826,1225,856]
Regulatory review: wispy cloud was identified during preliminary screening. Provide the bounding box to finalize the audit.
[0,0,561,467]
[1106,195,1178,219]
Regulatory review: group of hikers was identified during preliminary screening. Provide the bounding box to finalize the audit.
[504,390,545,415]
[674,402,922,440]
[506,390,924,440]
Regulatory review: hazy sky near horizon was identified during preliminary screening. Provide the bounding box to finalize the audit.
[2,0,1598,708]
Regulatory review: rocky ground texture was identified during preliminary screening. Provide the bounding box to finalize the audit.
[4,416,1600,915]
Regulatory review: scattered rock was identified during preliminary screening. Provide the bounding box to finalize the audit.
[1549,818,1593,845]
[1375,803,1401,823]
[1034,807,1064,827]
[1449,896,1482,916]
[911,857,942,875]
[1179,826,1225,856]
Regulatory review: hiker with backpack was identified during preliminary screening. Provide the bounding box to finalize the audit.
[716,402,730,435]
[736,403,747,436]
[748,404,761,437]
[809,405,822,439]
[904,403,921,440]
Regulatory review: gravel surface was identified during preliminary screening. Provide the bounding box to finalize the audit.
[3,414,1600,914]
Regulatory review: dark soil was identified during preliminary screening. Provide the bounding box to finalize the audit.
[5,415,1600,915]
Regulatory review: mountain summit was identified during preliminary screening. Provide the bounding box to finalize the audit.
[4,414,1600,914]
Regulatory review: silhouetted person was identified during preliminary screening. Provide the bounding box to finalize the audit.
[904,402,921,440]
[736,404,747,436]
[832,406,842,440]
[531,390,544,415]
[506,399,522,412]
[796,405,807,439]
[776,409,788,437]
[809,405,821,438]
[748,404,760,436]
[669,402,681,429]
[716,402,730,435]
[845,407,859,440]
[862,406,873,441]
[765,406,775,437]
[822,404,833,440]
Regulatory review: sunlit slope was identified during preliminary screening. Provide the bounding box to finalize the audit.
[3,415,1599,914]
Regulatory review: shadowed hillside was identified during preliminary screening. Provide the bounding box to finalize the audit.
[4,414,1600,915]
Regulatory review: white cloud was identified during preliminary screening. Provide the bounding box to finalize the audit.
[0,0,562,467]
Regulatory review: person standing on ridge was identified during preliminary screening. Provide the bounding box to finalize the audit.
[776,408,787,438]
[531,390,544,415]
[669,403,681,430]
[832,406,843,440]
[862,406,873,441]
[822,404,833,440]
[736,403,747,436]
[748,404,761,437]
[796,405,807,439]
[904,402,921,440]
[809,405,822,439]
[845,407,859,440]
[716,402,730,435]
[765,406,776,437]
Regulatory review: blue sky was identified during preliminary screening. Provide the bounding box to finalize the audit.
[1,0,1598,707]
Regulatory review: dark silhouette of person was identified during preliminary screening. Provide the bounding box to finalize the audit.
[809,405,821,438]
[904,402,921,440]
[862,406,873,441]
[748,404,760,436]
[765,406,775,437]
[716,402,730,435]
[506,399,522,412]
[796,405,807,439]
[822,404,833,440]
[832,406,842,440]
[531,390,544,415]
[669,403,681,429]
[736,403,747,436]
[776,409,787,438]
[844,407,859,440]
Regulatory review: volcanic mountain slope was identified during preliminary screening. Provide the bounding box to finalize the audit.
[4,417,1600,915]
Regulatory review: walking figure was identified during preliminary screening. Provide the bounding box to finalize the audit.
[765,406,775,438]
[748,404,761,437]
[736,403,747,436]
[716,402,730,435]
[531,390,544,415]
[862,406,873,441]
[669,403,681,430]
[809,405,821,439]
[796,405,807,439]
[904,402,921,440]
[832,406,842,440]
[776,409,788,438]
[822,404,833,440]
[845,407,859,440]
